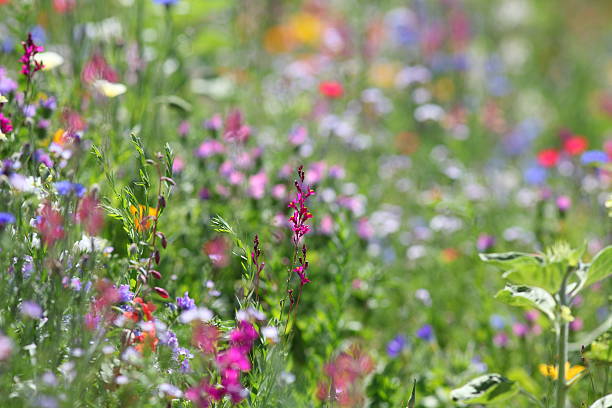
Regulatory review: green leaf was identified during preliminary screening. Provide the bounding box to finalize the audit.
[589,394,612,408]
[585,246,612,288]
[480,252,562,292]
[583,332,612,364]
[495,285,556,321]
[451,374,519,404]
[407,379,416,408]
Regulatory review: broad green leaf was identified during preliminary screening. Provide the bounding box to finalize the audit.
[480,252,562,292]
[589,394,612,408]
[585,246,612,288]
[495,285,556,321]
[450,374,518,404]
[583,332,612,364]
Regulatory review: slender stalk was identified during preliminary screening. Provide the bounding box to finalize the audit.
[556,269,572,408]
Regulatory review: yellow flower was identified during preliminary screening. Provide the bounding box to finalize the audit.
[129,205,158,232]
[0,94,7,104]
[93,80,127,98]
[539,362,585,381]
[288,12,322,46]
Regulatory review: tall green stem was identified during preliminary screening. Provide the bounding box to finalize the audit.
[556,273,570,408]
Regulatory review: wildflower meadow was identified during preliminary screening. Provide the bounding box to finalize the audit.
[0,0,611,407]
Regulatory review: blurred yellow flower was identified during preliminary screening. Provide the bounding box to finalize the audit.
[93,79,127,98]
[130,205,158,232]
[0,94,7,104]
[264,25,296,54]
[538,362,585,381]
[288,12,322,46]
[368,63,399,89]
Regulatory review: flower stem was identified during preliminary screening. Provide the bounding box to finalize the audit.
[556,270,571,408]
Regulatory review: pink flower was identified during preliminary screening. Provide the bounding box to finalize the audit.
[196,140,225,158]
[319,81,344,99]
[0,113,13,135]
[305,161,327,184]
[76,193,104,236]
[493,332,509,347]
[271,184,287,200]
[36,202,65,247]
[524,310,539,323]
[203,237,229,268]
[247,171,267,199]
[172,156,185,173]
[81,52,118,84]
[319,214,334,235]
[512,322,529,337]
[192,323,219,354]
[289,126,308,145]
[217,346,251,372]
[569,318,583,332]
[356,218,374,240]
[224,109,250,143]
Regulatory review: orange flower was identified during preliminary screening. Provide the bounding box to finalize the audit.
[538,362,585,381]
[135,326,158,353]
[129,205,158,232]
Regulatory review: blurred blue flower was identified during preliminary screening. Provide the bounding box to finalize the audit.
[416,324,434,342]
[30,25,47,45]
[55,181,86,197]
[387,334,407,358]
[0,212,16,225]
[581,150,608,165]
[153,0,179,5]
[524,165,547,185]
[118,284,134,303]
[489,314,505,330]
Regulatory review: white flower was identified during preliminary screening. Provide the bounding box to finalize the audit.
[0,94,7,104]
[34,51,64,70]
[73,235,109,253]
[261,326,279,344]
[93,80,127,98]
[179,307,213,323]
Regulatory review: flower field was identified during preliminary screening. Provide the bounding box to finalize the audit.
[0,0,611,407]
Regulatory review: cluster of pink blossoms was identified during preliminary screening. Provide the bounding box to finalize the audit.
[288,165,315,246]
[19,33,44,79]
[186,319,258,407]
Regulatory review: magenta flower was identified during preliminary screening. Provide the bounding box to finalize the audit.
[512,322,529,337]
[36,202,65,247]
[288,166,315,245]
[0,113,13,135]
[19,33,44,79]
[196,139,225,158]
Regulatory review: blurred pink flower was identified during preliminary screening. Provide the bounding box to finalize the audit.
[247,171,267,199]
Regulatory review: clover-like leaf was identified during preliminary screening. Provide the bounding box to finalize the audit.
[451,374,518,404]
[495,285,556,321]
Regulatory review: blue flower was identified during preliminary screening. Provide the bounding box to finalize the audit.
[0,212,16,225]
[524,165,547,185]
[489,314,505,330]
[153,0,179,5]
[176,291,195,311]
[387,334,408,358]
[416,324,434,342]
[581,150,608,165]
[55,181,86,197]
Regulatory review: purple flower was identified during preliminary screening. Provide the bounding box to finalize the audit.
[118,285,134,303]
[477,234,495,252]
[176,292,195,311]
[524,165,547,185]
[416,324,434,342]
[160,329,179,349]
[512,322,529,337]
[386,335,407,358]
[153,0,179,5]
[0,212,15,225]
[493,332,508,347]
[54,181,86,197]
[20,301,43,319]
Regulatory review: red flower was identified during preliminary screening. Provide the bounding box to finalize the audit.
[319,81,344,99]
[154,287,169,299]
[537,149,560,168]
[563,136,588,156]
